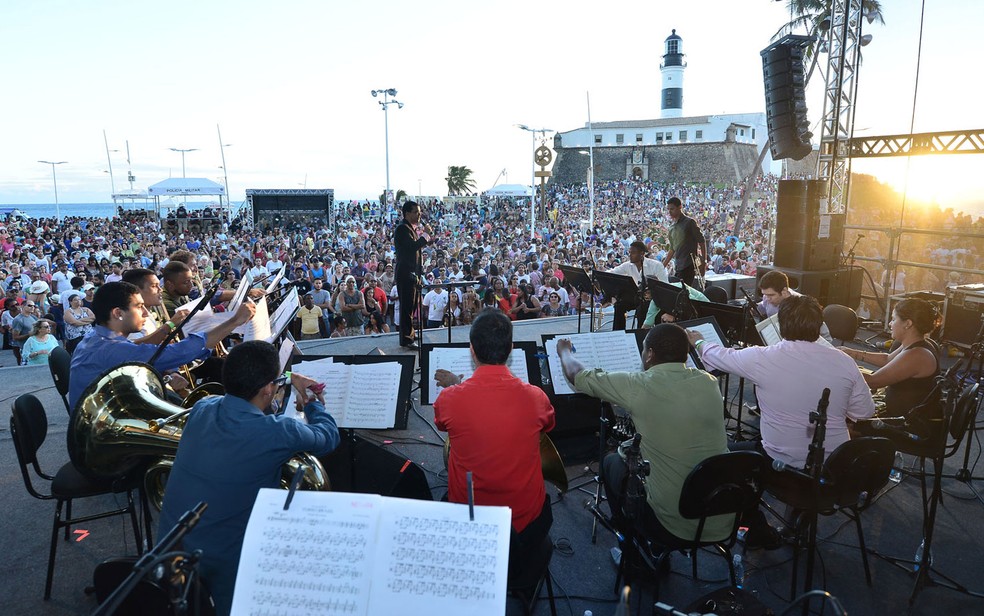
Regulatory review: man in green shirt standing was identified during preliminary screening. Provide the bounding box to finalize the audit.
[555,324,731,546]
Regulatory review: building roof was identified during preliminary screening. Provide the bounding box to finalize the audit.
[561,116,712,134]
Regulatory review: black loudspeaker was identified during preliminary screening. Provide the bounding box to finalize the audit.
[320,434,433,501]
[761,36,813,161]
[756,264,863,310]
[774,180,845,271]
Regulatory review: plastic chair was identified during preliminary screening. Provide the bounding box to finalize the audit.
[48,346,72,415]
[9,394,142,599]
[765,437,896,597]
[620,451,768,601]
[823,304,860,345]
[703,285,729,304]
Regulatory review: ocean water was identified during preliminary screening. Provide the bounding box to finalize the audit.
[3,201,224,221]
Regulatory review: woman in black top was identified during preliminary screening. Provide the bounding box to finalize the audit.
[509,284,541,321]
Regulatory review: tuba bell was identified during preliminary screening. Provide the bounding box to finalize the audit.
[68,362,329,509]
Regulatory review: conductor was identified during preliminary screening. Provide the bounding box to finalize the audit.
[394,201,434,349]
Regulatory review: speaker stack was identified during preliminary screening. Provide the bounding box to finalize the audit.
[774,179,845,272]
[761,35,814,161]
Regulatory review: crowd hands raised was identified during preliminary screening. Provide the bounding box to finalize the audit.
[0,175,780,350]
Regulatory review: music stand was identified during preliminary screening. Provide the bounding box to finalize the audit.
[559,265,594,334]
[691,299,749,347]
[594,270,640,331]
[647,278,698,322]
[423,280,478,343]
[419,341,541,406]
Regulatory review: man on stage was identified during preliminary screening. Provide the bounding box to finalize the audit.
[394,200,434,349]
[608,240,668,330]
[661,196,707,289]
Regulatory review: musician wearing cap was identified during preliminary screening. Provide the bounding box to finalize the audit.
[68,281,256,410]
[159,340,340,616]
[433,308,555,571]
[607,240,668,330]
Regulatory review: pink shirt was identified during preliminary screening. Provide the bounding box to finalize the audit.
[698,340,875,468]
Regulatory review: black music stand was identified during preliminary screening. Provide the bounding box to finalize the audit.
[559,265,594,334]
[419,341,541,406]
[594,270,640,331]
[647,278,698,322]
[691,299,752,347]
[422,280,478,344]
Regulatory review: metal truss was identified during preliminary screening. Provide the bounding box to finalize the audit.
[849,129,984,158]
[816,0,863,214]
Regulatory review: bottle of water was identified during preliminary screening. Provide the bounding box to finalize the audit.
[913,539,934,571]
[889,451,904,484]
[732,554,745,588]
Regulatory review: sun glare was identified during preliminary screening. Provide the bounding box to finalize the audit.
[858,155,984,214]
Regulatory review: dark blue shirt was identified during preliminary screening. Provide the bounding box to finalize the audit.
[158,395,339,616]
[68,325,210,409]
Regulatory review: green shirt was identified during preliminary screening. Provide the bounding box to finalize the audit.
[574,362,732,541]
[643,283,709,327]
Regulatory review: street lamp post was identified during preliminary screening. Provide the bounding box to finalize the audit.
[217,125,232,210]
[169,147,198,179]
[515,125,552,239]
[38,160,67,222]
[371,88,403,227]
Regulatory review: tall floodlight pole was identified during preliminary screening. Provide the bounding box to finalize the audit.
[586,92,595,230]
[169,147,198,178]
[103,130,117,196]
[38,160,67,222]
[371,88,403,228]
[515,125,552,239]
[217,125,232,209]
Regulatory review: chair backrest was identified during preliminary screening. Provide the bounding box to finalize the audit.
[821,437,896,510]
[49,345,71,398]
[703,285,729,304]
[948,382,980,443]
[9,394,52,499]
[823,304,859,344]
[679,451,767,520]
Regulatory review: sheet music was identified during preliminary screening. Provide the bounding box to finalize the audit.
[267,288,300,343]
[290,358,400,429]
[367,499,510,615]
[233,490,510,616]
[755,314,833,347]
[239,296,272,341]
[545,331,642,395]
[688,321,727,349]
[228,270,254,314]
[426,347,529,404]
[265,267,287,294]
[231,489,380,616]
[279,338,296,373]
[177,299,230,335]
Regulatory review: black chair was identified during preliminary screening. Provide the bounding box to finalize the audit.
[823,304,860,345]
[703,285,729,304]
[765,437,896,598]
[506,533,557,616]
[9,394,143,599]
[48,345,72,415]
[619,451,768,601]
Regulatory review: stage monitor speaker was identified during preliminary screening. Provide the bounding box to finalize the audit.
[320,434,433,501]
[756,264,863,310]
[761,36,813,161]
[774,180,845,271]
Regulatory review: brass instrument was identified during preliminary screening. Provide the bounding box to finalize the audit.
[68,363,329,510]
[443,433,569,493]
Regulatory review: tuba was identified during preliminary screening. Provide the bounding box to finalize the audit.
[68,363,328,510]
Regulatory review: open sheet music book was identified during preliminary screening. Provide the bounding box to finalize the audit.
[231,489,511,616]
[425,346,530,405]
[292,357,403,429]
[755,314,834,348]
[267,288,300,343]
[544,330,643,395]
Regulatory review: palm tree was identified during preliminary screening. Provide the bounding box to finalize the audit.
[732,0,885,236]
[445,166,477,196]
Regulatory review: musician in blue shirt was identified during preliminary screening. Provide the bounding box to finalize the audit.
[159,341,340,616]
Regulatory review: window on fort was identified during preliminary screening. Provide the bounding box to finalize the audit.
[594,134,602,145]
[695,130,703,140]
[679,130,687,142]
[616,134,624,144]
[636,133,643,143]
[752,128,756,139]
[665,132,672,141]
[655,133,663,144]
[740,129,745,136]
[667,40,679,54]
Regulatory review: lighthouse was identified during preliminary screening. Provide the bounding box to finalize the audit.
[660,29,686,118]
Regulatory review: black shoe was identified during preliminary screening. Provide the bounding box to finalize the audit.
[401,341,420,350]
[743,525,783,551]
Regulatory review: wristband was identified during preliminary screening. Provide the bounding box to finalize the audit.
[165,320,177,331]
[284,371,292,383]
[694,339,706,349]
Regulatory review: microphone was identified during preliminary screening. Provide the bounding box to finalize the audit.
[871,418,922,442]
[772,459,788,473]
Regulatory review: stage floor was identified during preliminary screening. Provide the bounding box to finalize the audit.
[2,319,983,615]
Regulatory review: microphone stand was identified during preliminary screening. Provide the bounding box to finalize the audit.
[92,502,208,616]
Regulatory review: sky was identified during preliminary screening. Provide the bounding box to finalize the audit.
[1,0,981,212]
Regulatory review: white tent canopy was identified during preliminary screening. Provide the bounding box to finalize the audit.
[148,178,226,196]
[483,183,532,197]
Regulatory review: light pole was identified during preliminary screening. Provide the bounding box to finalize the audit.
[371,88,403,227]
[515,124,552,239]
[38,160,67,222]
[217,125,232,209]
[169,147,198,178]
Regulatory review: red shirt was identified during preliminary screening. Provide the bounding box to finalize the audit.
[434,364,555,532]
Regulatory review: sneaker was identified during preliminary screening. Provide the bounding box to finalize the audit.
[743,525,783,551]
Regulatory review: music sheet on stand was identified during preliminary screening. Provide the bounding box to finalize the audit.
[267,288,300,343]
[228,271,254,313]
[265,267,287,294]
[426,346,529,404]
[238,296,272,341]
[755,314,833,348]
[292,359,402,429]
[544,330,642,395]
[232,489,510,616]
